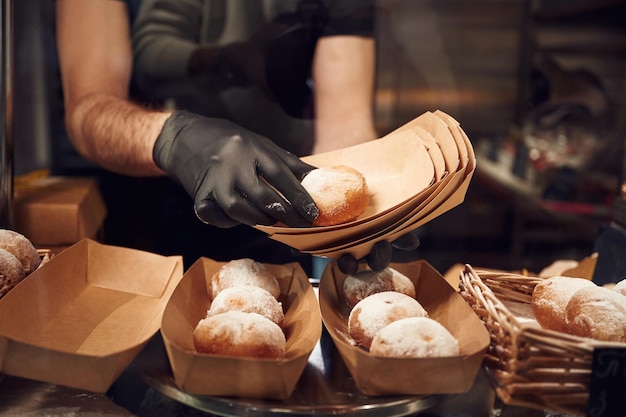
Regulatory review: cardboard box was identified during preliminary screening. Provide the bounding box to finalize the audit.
[161,258,322,400]
[319,260,490,396]
[12,176,107,247]
[0,239,183,392]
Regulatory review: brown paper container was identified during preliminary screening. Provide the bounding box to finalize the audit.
[256,128,436,236]
[160,258,322,400]
[256,110,476,260]
[12,176,107,246]
[434,110,470,170]
[312,169,467,259]
[319,260,490,396]
[390,111,461,173]
[0,239,183,392]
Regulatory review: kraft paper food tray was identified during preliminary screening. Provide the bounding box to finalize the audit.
[0,239,183,393]
[160,257,322,400]
[298,178,455,255]
[311,168,469,259]
[256,128,437,237]
[319,260,489,396]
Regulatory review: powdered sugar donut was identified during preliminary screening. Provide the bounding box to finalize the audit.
[565,285,626,342]
[208,285,284,326]
[211,258,280,299]
[0,229,40,276]
[301,165,368,226]
[389,268,416,299]
[193,311,286,359]
[370,317,460,358]
[531,276,596,333]
[348,291,428,349]
[343,268,416,308]
[0,248,25,298]
[613,278,626,296]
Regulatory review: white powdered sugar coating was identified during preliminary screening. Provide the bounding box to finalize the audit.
[343,269,395,307]
[389,268,416,298]
[565,285,626,342]
[208,285,284,325]
[300,165,368,226]
[370,317,460,358]
[531,276,596,332]
[0,248,25,298]
[193,311,286,358]
[301,167,362,214]
[343,268,416,308]
[0,229,40,275]
[348,291,428,349]
[613,278,626,296]
[212,258,280,299]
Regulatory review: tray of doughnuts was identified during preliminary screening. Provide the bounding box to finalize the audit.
[255,110,476,261]
[160,257,322,400]
[459,263,626,417]
[318,260,490,396]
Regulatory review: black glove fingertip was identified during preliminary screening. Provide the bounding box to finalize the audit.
[338,254,359,275]
[366,241,393,271]
[392,231,421,251]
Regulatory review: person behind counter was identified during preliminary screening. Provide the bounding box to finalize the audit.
[55,0,416,273]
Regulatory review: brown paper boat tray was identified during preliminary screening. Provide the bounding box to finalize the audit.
[0,239,184,393]
[160,257,322,400]
[319,260,490,397]
[459,264,626,417]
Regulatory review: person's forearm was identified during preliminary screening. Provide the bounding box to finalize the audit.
[65,93,171,177]
[312,36,378,154]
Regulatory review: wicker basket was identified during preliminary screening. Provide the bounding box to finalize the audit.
[459,264,623,417]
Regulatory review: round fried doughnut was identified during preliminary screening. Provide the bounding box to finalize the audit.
[343,268,415,308]
[348,291,428,349]
[370,317,460,358]
[211,258,280,299]
[0,229,40,275]
[613,278,626,296]
[531,276,596,333]
[0,248,25,298]
[301,165,368,226]
[208,285,284,326]
[389,268,416,299]
[193,311,286,359]
[565,285,626,342]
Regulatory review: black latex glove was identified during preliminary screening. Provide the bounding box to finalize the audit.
[153,111,319,228]
[337,230,421,275]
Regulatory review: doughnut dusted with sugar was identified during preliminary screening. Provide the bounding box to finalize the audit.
[301,165,368,227]
[343,267,416,308]
[193,310,286,359]
[370,317,460,358]
[0,229,41,276]
[348,291,427,349]
[207,285,284,326]
[565,285,626,343]
[211,258,280,299]
[613,278,626,297]
[531,275,596,333]
[0,248,26,298]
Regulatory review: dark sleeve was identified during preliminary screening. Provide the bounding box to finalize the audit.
[322,0,376,37]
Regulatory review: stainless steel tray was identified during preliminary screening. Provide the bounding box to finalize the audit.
[128,329,446,416]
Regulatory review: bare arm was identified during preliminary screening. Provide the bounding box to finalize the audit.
[56,0,170,176]
[312,35,377,154]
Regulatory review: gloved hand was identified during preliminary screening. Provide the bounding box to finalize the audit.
[337,230,421,275]
[153,111,319,228]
